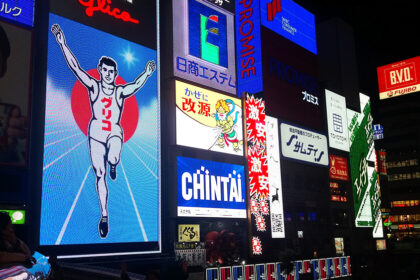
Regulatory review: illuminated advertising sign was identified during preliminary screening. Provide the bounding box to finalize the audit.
[206,268,219,280]
[173,0,237,94]
[0,0,34,28]
[266,263,276,280]
[246,95,271,255]
[325,89,349,151]
[175,80,244,155]
[347,93,383,238]
[376,239,386,251]
[260,0,317,54]
[329,155,349,181]
[372,124,384,140]
[319,259,327,280]
[220,267,232,280]
[0,209,25,224]
[341,257,348,276]
[311,259,320,280]
[326,258,334,278]
[235,0,263,96]
[255,264,266,280]
[280,123,329,166]
[40,11,160,255]
[244,264,255,280]
[205,0,235,12]
[178,224,200,242]
[266,116,285,238]
[377,56,420,100]
[333,258,341,277]
[334,237,344,254]
[232,265,244,280]
[0,21,31,166]
[378,150,387,175]
[177,156,246,218]
[261,27,322,130]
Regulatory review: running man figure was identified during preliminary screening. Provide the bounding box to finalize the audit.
[51,24,156,238]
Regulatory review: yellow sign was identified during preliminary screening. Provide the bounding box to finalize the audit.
[178,224,200,242]
[175,80,244,155]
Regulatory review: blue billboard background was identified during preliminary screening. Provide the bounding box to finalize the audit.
[0,0,34,28]
[177,157,246,212]
[40,13,159,246]
[260,0,317,54]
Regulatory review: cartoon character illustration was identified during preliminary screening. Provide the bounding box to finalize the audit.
[212,99,242,152]
[51,24,155,238]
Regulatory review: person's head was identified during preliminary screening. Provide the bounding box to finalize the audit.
[98,56,118,85]
[0,24,11,78]
[215,99,230,118]
[0,211,14,241]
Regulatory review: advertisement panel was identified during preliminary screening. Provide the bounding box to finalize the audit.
[205,0,234,13]
[372,124,384,140]
[175,80,244,155]
[173,0,237,94]
[329,155,349,181]
[325,89,349,151]
[40,9,160,254]
[178,224,200,242]
[378,150,387,175]
[377,56,420,100]
[0,20,31,166]
[246,95,271,255]
[261,27,322,130]
[280,123,329,166]
[235,0,263,96]
[347,93,383,237]
[0,0,34,28]
[260,0,317,54]
[177,156,246,218]
[266,116,285,238]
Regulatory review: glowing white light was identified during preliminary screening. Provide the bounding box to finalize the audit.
[120,46,138,68]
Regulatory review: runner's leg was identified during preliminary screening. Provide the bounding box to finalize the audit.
[89,138,108,217]
[107,136,122,180]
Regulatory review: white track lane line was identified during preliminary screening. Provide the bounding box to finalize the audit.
[43,139,86,171]
[121,161,148,242]
[55,166,91,245]
[44,132,82,148]
[126,144,158,179]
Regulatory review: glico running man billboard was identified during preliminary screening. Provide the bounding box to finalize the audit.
[177,156,246,218]
[175,80,244,156]
[40,8,160,255]
[173,0,237,94]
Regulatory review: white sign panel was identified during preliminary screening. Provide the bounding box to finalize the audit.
[280,123,329,166]
[325,89,350,151]
[266,116,285,238]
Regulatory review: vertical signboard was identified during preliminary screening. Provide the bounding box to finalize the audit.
[347,93,383,237]
[329,155,349,181]
[175,80,244,155]
[377,56,420,99]
[40,0,160,255]
[177,156,247,218]
[173,0,236,94]
[246,94,270,255]
[325,89,349,151]
[260,0,317,54]
[266,116,285,238]
[0,0,34,28]
[0,18,32,165]
[235,0,263,96]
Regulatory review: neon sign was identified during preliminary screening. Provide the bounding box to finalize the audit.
[78,0,139,24]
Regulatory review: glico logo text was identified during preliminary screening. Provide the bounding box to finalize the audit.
[181,167,243,202]
[189,0,228,67]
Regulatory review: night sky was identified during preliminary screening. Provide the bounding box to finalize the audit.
[296,0,418,99]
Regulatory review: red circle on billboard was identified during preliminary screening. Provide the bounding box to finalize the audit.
[71,69,139,143]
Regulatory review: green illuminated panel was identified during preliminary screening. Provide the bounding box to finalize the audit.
[1,210,26,224]
[200,15,219,65]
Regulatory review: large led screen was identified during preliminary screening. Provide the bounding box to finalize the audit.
[260,0,317,54]
[177,156,246,218]
[377,56,420,100]
[176,80,244,156]
[40,14,160,251]
[0,21,31,166]
[173,0,237,94]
